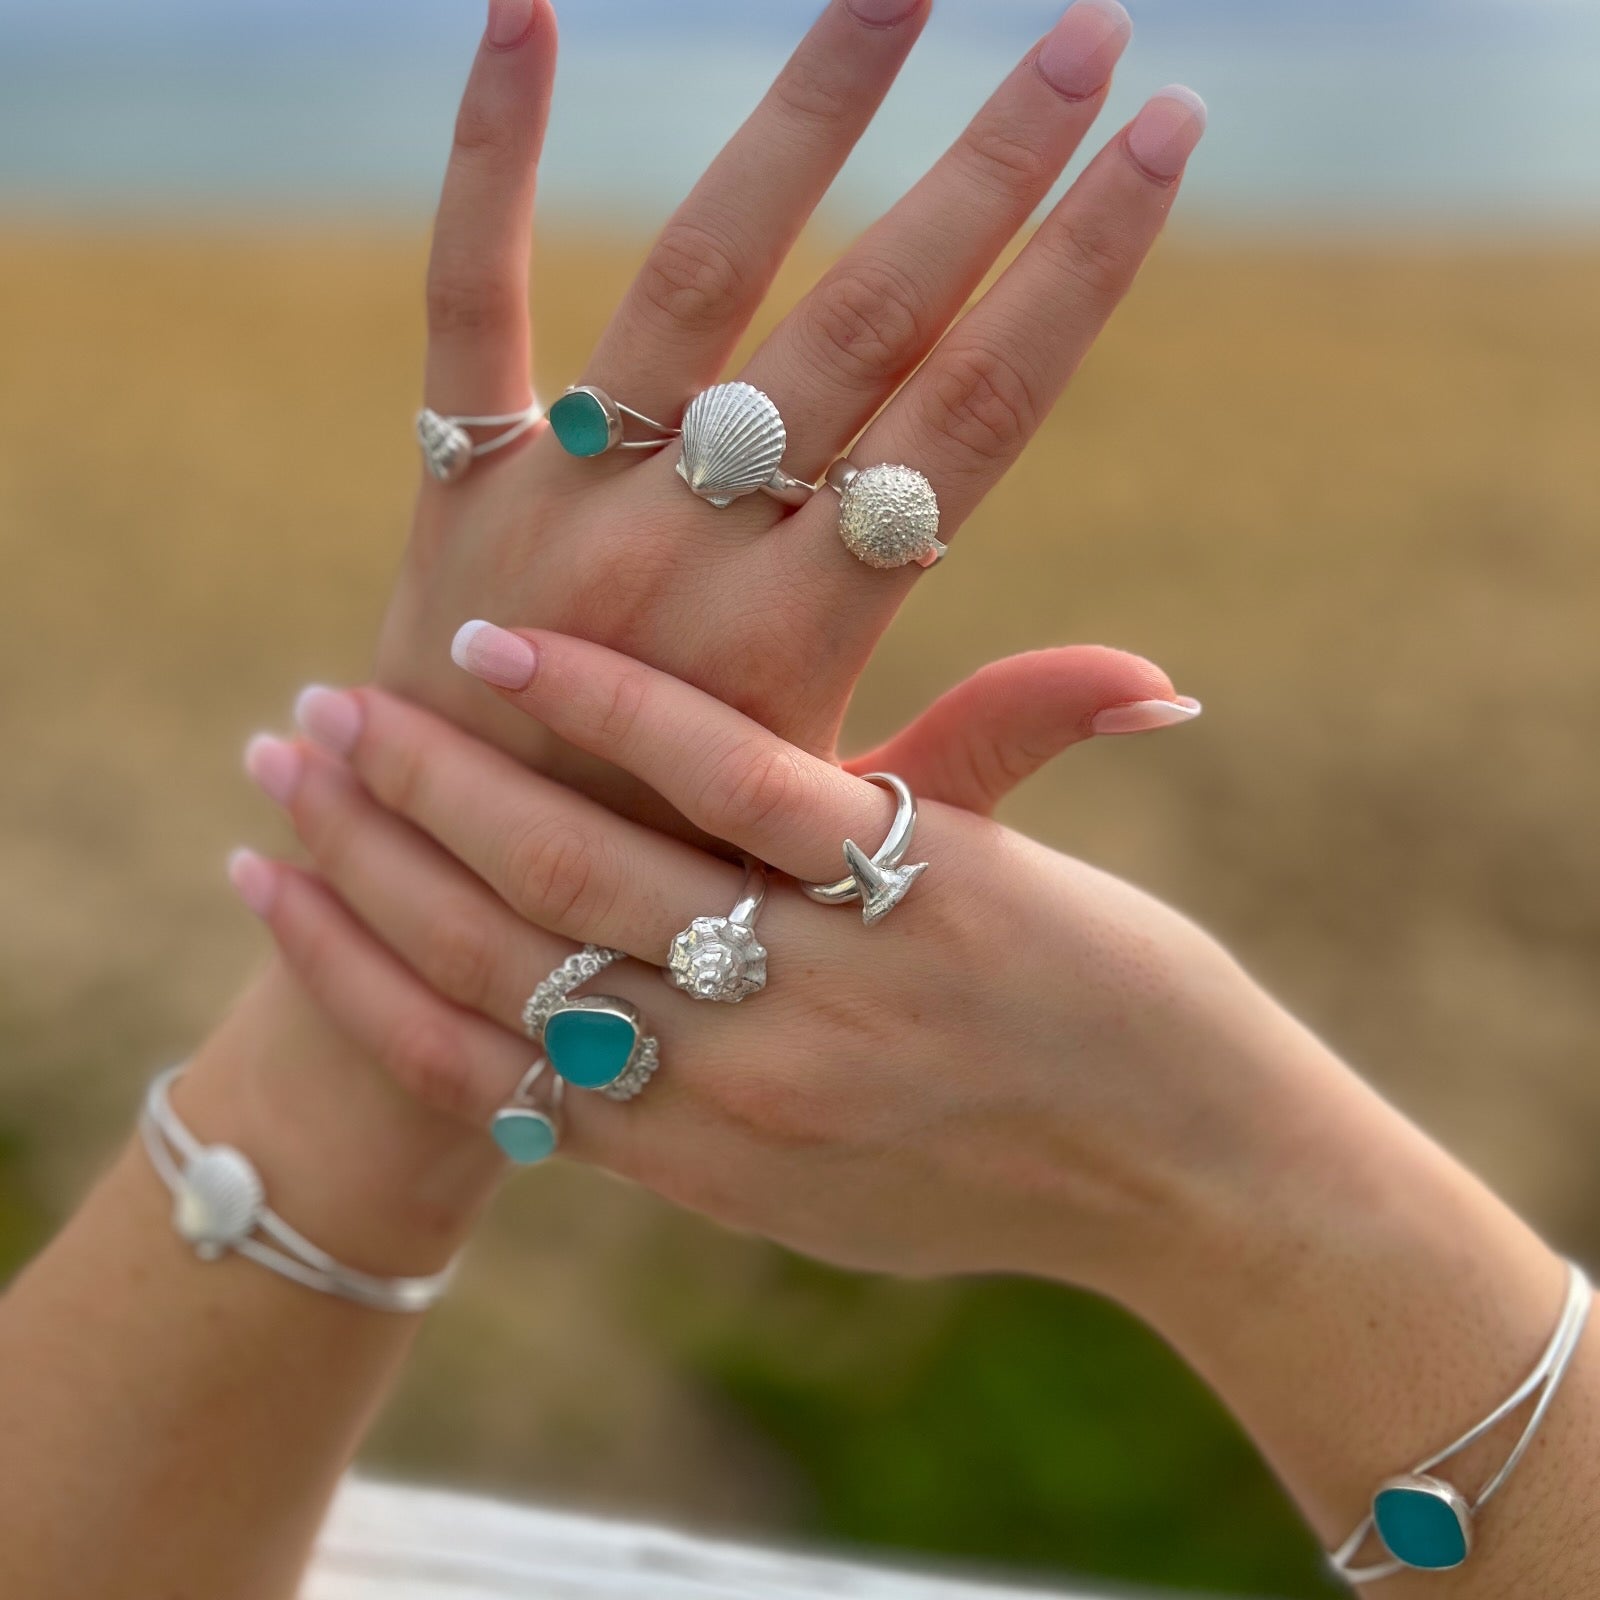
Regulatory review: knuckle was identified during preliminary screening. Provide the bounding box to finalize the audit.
[383,1012,475,1119]
[696,739,808,838]
[450,97,515,164]
[423,905,500,1012]
[589,663,652,754]
[770,54,852,130]
[1050,217,1138,306]
[961,117,1055,198]
[923,344,1038,466]
[425,268,522,340]
[800,259,924,388]
[504,817,601,929]
[366,732,431,821]
[637,220,746,336]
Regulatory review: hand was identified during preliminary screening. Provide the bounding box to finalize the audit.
[233,627,1268,1294]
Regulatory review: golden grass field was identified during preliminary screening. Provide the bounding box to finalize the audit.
[2,228,1599,1558]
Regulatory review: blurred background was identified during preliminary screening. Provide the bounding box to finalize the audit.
[2,1,1598,1595]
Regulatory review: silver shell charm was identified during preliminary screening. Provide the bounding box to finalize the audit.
[835,463,947,570]
[675,382,787,507]
[415,408,474,484]
[173,1145,264,1260]
[666,916,768,1003]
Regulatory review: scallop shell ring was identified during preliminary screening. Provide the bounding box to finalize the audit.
[675,382,816,508]
[825,460,947,570]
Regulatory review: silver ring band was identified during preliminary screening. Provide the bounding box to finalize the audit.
[824,460,947,570]
[416,400,543,484]
[549,385,680,458]
[676,382,816,508]
[800,772,929,926]
[665,858,769,1003]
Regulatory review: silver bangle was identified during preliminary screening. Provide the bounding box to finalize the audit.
[1328,1259,1591,1582]
[139,1066,456,1314]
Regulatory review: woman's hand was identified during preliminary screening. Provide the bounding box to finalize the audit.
[235,626,1271,1294]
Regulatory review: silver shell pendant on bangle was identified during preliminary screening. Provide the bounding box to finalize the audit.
[829,461,947,570]
[676,382,789,507]
[174,1145,265,1260]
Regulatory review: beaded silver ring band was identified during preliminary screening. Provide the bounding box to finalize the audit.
[522,944,661,1102]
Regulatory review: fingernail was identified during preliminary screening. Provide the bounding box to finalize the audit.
[243,734,302,805]
[1126,85,1208,182]
[451,619,537,690]
[294,684,362,756]
[847,0,922,26]
[227,847,278,917]
[1036,0,1132,101]
[485,0,536,49]
[1091,696,1203,736]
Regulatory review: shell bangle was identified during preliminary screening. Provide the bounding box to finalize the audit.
[1329,1260,1592,1582]
[138,1066,457,1314]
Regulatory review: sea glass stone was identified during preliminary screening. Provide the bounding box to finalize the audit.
[491,1109,558,1165]
[549,389,611,457]
[1373,1482,1471,1571]
[545,1007,638,1089]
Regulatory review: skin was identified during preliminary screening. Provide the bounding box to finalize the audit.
[0,3,1221,1596]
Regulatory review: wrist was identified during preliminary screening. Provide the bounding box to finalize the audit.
[178,958,504,1276]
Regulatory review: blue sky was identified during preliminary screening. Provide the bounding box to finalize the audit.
[2,0,1598,228]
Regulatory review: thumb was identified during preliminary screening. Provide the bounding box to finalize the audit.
[845,647,1201,816]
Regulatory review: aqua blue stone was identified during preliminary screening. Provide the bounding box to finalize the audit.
[545,1009,637,1089]
[491,1109,558,1165]
[1373,1485,1470,1571]
[549,390,611,458]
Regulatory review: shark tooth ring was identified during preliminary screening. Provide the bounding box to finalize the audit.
[522,945,661,1101]
[548,385,680,459]
[415,398,544,484]
[665,859,769,1003]
[825,460,948,571]
[800,772,929,927]
[675,381,816,508]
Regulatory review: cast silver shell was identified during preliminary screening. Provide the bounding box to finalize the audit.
[837,463,946,569]
[415,408,473,483]
[675,382,787,507]
[173,1145,264,1260]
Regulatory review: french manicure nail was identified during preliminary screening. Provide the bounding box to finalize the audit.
[1126,85,1208,182]
[1036,0,1132,102]
[1091,696,1203,736]
[227,847,278,917]
[244,734,302,805]
[451,619,538,690]
[847,0,922,26]
[485,0,536,49]
[294,684,362,756]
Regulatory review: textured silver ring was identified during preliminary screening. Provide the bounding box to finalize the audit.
[548,385,680,459]
[665,859,769,1003]
[489,1060,566,1166]
[800,772,929,927]
[522,945,661,1102]
[825,460,947,570]
[416,399,543,484]
[676,382,815,508]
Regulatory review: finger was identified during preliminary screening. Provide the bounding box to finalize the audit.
[844,647,1199,816]
[423,0,557,418]
[226,850,532,1128]
[739,0,1133,480]
[584,0,928,416]
[450,623,900,880]
[848,86,1207,541]
[245,735,571,1031]
[286,687,743,961]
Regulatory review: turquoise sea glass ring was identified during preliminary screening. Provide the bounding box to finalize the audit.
[491,1107,559,1165]
[549,385,679,459]
[1372,1477,1473,1571]
[544,995,643,1090]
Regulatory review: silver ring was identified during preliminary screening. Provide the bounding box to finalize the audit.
[824,460,947,570]
[549,385,680,459]
[665,859,769,1003]
[522,945,660,1102]
[416,400,543,484]
[489,1060,566,1166]
[676,382,815,508]
[800,772,929,927]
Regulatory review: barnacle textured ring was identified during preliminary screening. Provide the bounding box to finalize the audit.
[548,385,680,459]
[523,945,661,1102]
[665,859,769,1003]
[824,460,947,570]
[800,772,929,927]
[675,382,815,508]
[415,399,543,484]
